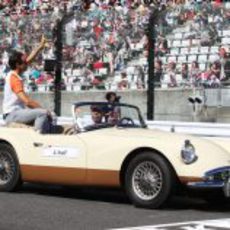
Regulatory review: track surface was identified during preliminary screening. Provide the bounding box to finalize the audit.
[0,184,230,230]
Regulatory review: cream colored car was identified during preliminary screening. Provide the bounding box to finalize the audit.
[0,102,230,209]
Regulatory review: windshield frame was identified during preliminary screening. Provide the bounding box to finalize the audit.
[71,101,147,132]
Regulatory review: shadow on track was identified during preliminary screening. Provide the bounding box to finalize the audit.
[16,183,230,211]
[18,183,130,204]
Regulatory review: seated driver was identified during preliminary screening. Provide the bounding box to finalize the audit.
[84,105,105,131]
[90,105,104,124]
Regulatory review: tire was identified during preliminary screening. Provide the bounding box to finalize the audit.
[0,143,21,192]
[125,152,175,209]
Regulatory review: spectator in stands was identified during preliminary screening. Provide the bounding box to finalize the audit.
[166,61,177,87]
[224,7,230,25]
[93,19,104,41]
[181,63,190,87]
[210,61,221,80]
[0,60,7,79]
[181,63,189,81]
[154,59,163,88]
[205,63,221,88]
[80,68,92,90]
[177,11,186,25]
[48,78,66,91]
[190,61,201,86]
[214,13,223,31]
[134,65,145,89]
[155,35,168,57]
[92,76,104,89]
[1,0,229,92]
[208,23,218,45]
[200,29,212,46]
[219,47,230,83]
[30,65,41,80]
[36,71,53,85]
[197,11,208,29]
[27,77,38,92]
[118,71,129,90]
[204,62,220,88]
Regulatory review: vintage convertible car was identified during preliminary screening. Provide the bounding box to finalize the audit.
[0,102,230,209]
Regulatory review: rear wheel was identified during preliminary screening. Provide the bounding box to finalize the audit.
[125,152,175,209]
[0,143,21,192]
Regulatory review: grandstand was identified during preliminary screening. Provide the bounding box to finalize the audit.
[0,0,230,92]
[159,1,230,88]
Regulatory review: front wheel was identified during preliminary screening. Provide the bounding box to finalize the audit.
[125,152,175,209]
[0,143,21,192]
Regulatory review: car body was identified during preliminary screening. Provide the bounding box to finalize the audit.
[0,102,230,208]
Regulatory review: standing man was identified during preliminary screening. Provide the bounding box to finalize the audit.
[104,91,121,124]
[219,47,230,84]
[3,36,52,133]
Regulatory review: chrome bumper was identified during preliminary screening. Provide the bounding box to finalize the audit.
[187,166,230,197]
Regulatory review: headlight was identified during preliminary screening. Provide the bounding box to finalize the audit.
[181,140,198,164]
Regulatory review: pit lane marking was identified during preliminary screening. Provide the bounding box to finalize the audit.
[110,218,230,229]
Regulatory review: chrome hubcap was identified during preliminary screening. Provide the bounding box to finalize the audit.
[0,151,15,185]
[132,161,163,201]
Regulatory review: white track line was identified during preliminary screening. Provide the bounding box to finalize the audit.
[109,218,230,230]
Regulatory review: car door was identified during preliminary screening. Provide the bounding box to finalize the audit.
[20,133,87,185]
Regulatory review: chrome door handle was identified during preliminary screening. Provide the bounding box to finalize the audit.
[33,142,44,147]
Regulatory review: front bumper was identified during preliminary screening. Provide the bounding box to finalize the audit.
[187,166,230,197]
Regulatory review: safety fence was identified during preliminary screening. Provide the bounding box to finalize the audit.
[0,115,229,138]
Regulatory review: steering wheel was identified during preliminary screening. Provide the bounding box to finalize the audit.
[118,117,135,126]
[84,123,113,131]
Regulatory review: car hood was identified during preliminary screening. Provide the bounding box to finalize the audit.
[101,127,194,141]
[79,127,230,179]
[120,128,230,152]
[207,138,230,154]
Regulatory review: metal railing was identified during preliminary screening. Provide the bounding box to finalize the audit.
[0,115,229,138]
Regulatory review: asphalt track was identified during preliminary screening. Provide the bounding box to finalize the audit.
[0,184,230,230]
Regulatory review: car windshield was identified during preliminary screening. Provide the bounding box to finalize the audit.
[73,102,146,131]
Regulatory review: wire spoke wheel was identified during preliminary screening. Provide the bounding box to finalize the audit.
[0,150,16,185]
[132,161,163,201]
[125,152,175,209]
[0,143,21,192]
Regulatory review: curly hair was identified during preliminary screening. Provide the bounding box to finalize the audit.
[8,50,24,70]
[105,91,117,101]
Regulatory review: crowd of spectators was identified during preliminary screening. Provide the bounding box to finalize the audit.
[0,0,153,91]
[155,0,230,88]
[0,0,229,91]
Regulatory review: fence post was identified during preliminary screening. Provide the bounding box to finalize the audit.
[53,18,63,116]
[147,9,158,120]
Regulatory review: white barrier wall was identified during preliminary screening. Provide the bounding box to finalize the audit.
[0,89,230,122]
[147,120,230,137]
[0,113,229,137]
[55,117,230,138]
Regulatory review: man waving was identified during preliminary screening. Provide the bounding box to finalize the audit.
[3,36,53,133]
